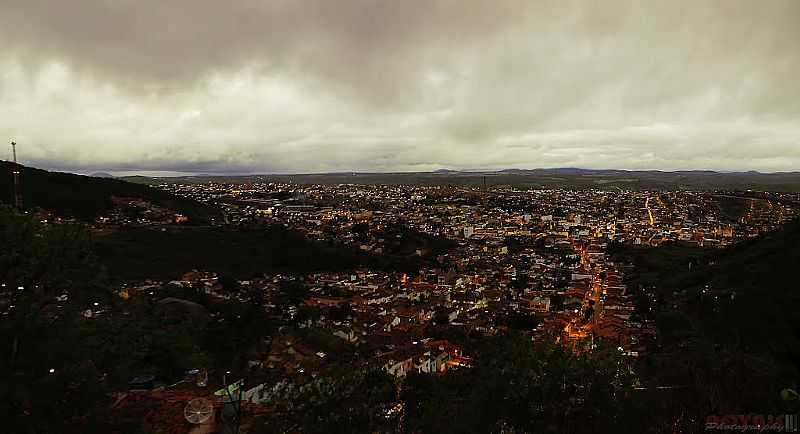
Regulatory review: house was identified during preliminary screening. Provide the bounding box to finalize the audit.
[520,295,550,313]
[378,351,414,378]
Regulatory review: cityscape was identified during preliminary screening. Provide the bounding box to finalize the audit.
[2,1,800,433]
[2,165,799,433]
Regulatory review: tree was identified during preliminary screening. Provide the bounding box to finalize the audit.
[218,274,240,292]
[254,362,396,434]
[0,207,113,432]
[432,307,450,326]
[401,333,640,434]
[277,280,310,305]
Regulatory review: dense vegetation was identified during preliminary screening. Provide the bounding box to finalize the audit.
[0,207,272,433]
[401,335,644,434]
[0,161,220,222]
[621,219,800,371]
[93,225,446,282]
[612,220,800,429]
[93,226,365,281]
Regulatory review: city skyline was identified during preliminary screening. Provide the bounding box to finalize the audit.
[2,0,800,174]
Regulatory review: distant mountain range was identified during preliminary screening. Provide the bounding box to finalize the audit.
[89,172,115,178]
[119,167,800,192]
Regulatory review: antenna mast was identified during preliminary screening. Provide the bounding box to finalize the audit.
[10,140,22,209]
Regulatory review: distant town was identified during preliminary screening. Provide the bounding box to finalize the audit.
[3,163,800,433]
[133,182,795,360]
[87,182,797,391]
[4,1,800,431]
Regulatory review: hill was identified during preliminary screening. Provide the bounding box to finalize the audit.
[94,226,367,282]
[622,218,800,357]
[93,224,443,282]
[0,161,221,223]
[614,219,800,426]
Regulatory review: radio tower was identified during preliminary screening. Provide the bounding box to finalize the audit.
[10,140,22,209]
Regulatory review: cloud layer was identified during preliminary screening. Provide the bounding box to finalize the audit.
[1,0,799,173]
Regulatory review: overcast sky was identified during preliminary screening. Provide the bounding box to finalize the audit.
[1,0,799,174]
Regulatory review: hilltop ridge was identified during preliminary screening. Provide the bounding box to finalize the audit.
[0,161,221,223]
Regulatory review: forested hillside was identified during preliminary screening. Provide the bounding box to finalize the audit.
[0,162,220,223]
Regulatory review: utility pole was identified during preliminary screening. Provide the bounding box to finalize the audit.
[10,140,22,209]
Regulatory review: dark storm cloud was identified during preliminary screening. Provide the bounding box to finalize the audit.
[1,0,799,173]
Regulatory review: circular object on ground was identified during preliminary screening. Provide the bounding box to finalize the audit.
[184,398,213,424]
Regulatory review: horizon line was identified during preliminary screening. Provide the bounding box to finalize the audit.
[3,160,800,177]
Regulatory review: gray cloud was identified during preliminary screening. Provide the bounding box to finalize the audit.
[1,0,799,174]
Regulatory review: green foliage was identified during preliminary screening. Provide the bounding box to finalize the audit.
[0,207,114,432]
[277,280,311,305]
[402,333,640,434]
[0,162,221,222]
[616,218,800,429]
[497,310,539,331]
[302,364,395,434]
[93,226,370,281]
[0,208,273,432]
[292,328,355,359]
[93,225,436,282]
[713,194,751,222]
[0,206,105,294]
[202,300,273,369]
[257,362,396,434]
[82,297,211,385]
[432,306,450,326]
[618,243,711,291]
